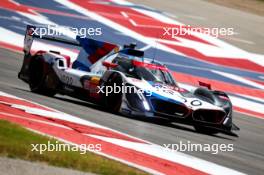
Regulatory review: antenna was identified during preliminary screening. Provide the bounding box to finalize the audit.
[152,32,159,63]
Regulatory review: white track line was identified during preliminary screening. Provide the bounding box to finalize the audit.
[0,111,73,130]
[121,11,129,18]
[224,37,255,45]
[212,70,264,90]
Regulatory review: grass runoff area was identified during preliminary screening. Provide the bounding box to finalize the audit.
[0,120,148,175]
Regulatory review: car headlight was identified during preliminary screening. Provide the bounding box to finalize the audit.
[142,101,150,111]
[136,88,151,111]
[125,83,151,111]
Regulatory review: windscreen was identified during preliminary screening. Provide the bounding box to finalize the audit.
[113,57,176,86]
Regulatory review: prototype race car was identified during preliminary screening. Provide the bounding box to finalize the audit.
[19,25,239,136]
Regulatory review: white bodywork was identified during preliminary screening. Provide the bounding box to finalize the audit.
[41,51,225,115]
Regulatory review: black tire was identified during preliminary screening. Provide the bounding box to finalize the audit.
[193,88,220,134]
[104,73,123,113]
[29,56,56,97]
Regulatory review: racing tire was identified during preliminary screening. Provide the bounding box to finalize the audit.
[104,73,123,113]
[193,88,220,135]
[28,55,56,97]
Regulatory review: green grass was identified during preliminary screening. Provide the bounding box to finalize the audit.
[0,119,149,175]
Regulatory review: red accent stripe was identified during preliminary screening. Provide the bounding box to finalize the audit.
[0,0,36,15]
[233,106,264,119]
[0,41,23,53]
[132,60,168,71]
[27,5,92,20]
[0,96,53,111]
[49,118,148,143]
[0,100,145,143]
[164,44,264,73]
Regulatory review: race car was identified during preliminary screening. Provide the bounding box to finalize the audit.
[18,25,239,136]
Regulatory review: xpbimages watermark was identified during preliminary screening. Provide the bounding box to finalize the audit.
[31,141,102,154]
[163,25,235,38]
[163,141,234,154]
[32,25,102,38]
[96,83,153,96]
[95,83,187,96]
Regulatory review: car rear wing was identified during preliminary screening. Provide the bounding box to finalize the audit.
[23,25,145,70]
[23,25,121,71]
[23,25,80,55]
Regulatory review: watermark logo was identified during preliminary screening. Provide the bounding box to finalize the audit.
[32,25,102,38]
[31,141,102,154]
[163,141,234,154]
[163,25,235,38]
[97,83,152,96]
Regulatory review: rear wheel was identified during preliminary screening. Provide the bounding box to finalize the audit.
[29,56,56,97]
[104,73,123,113]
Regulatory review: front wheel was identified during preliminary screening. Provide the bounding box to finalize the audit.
[103,73,123,113]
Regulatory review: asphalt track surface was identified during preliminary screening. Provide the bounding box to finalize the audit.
[129,0,264,54]
[1,48,264,174]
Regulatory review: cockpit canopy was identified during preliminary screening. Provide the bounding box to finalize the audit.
[112,55,176,86]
